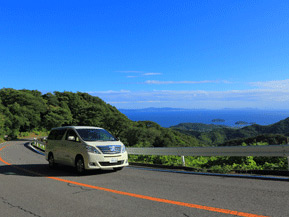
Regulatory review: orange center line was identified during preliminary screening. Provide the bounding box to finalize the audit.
[0,144,269,217]
[0,144,12,165]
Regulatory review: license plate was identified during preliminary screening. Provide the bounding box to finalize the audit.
[110,158,118,163]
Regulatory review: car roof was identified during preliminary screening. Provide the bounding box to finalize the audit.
[51,126,104,131]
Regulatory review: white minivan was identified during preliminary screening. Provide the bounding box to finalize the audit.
[45,126,129,174]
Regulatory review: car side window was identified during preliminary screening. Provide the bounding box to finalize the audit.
[48,129,66,140]
[65,130,80,142]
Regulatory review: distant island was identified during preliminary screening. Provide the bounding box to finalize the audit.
[235,121,249,125]
[235,121,256,125]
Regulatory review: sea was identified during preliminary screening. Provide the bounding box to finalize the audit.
[119,108,289,128]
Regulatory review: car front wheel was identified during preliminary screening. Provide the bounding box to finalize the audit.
[48,153,56,169]
[75,157,85,175]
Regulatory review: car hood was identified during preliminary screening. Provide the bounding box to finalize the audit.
[85,140,124,147]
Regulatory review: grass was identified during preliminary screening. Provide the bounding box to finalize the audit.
[128,154,288,173]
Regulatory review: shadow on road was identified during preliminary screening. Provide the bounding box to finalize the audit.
[0,163,116,177]
[0,140,119,178]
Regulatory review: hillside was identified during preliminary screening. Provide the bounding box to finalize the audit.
[171,123,228,132]
[0,88,200,147]
[172,119,289,146]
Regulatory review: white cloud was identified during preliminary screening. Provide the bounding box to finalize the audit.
[144,80,226,84]
[143,73,162,76]
[89,88,289,109]
[88,79,289,109]
[250,79,289,90]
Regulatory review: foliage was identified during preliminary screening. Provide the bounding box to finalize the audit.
[128,141,289,173]
[171,122,227,132]
[220,134,288,146]
[0,88,199,147]
[129,153,288,173]
[172,120,289,146]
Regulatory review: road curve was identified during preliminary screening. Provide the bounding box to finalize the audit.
[1,140,288,217]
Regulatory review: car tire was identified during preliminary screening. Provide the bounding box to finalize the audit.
[75,156,85,175]
[48,153,56,169]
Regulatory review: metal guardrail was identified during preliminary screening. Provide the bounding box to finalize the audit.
[33,138,289,170]
[126,145,289,170]
[126,145,289,157]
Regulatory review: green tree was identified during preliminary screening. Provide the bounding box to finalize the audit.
[75,105,104,126]
[43,103,73,129]
[102,112,131,138]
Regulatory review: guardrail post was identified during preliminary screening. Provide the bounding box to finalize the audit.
[181,156,186,167]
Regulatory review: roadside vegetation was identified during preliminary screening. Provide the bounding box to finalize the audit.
[1,88,289,172]
[129,155,288,173]
[129,142,288,173]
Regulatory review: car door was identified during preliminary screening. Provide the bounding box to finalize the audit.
[63,129,82,166]
[52,129,67,164]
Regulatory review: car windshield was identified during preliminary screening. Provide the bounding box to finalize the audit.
[76,129,117,141]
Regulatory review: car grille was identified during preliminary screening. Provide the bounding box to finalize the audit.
[97,145,121,154]
[99,161,124,166]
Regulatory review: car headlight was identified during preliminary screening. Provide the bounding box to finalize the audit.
[86,145,101,154]
[121,145,126,153]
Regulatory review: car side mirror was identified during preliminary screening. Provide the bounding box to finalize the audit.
[68,136,75,141]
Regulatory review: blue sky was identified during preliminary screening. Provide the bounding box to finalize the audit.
[1,0,289,109]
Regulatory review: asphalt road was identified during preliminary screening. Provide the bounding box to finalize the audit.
[1,140,289,217]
